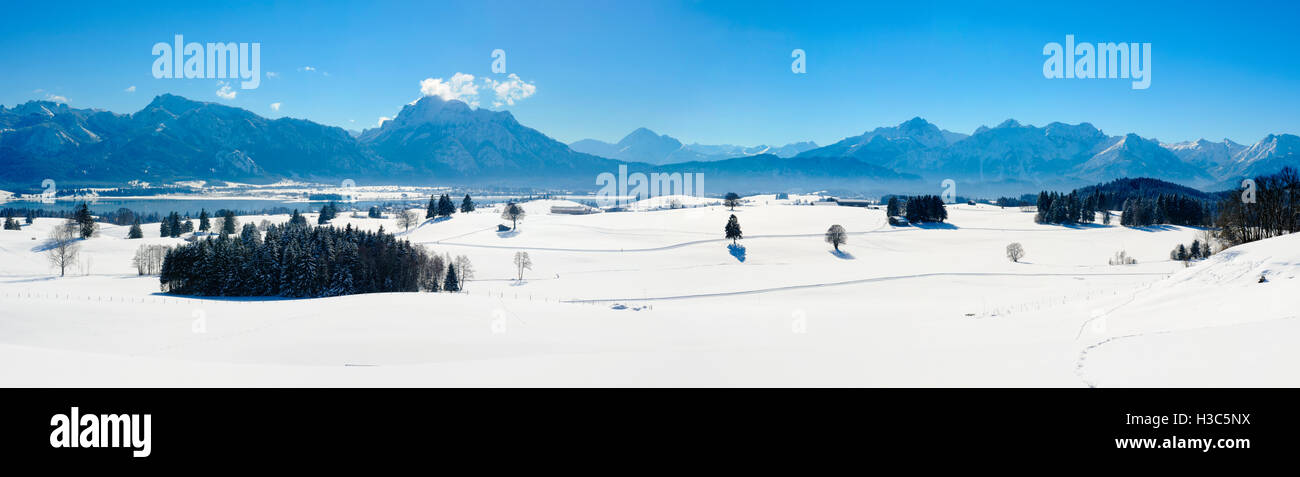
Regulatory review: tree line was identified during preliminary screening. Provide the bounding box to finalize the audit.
[885,195,948,224]
[159,222,470,298]
[1214,166,1300,247]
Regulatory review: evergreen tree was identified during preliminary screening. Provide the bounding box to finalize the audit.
[73,203,96,239]
[181,219,194,234]
[160,216,172,237]
[724,214,743,244]
[368,206,382,219]
[128,220,143,239]
[199,209,211,232]
[221,210,238,235]
[443,263,460,292]
[426,195,438,219]
[318,201,338,224]
[886,196,901,217]
[437,194,455,218]
[289,209,308,226]
[460,194,475,213]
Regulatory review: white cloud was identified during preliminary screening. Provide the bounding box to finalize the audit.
[44,94,68,103]
[33,88,45,94]
[215,82,237,100]
[419,73,480,105]
[484,73,537,107]
[266,71,280,78]
[299,66,316,72]
[125,86,136,93]
[270,102,281,111]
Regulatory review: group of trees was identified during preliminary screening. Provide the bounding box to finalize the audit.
[884,196,949,224]
[427,194,476,219]
[1119,195,1208,227]
[1214,166,1300,247]
[903,195,948,223]
[159,221,472,298]
[317,202,340,224]
[132,244,171,275]
[1034,191,1105,225]
[1169,239,1212,262]
[2,211,20,230]
[1034,182,1212,227]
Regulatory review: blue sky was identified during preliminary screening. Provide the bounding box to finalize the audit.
[2,0,1298,147]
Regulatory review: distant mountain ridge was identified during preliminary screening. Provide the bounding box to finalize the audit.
[796,117,1297,191]
[1,95,1297,195]
[569,127,817,165]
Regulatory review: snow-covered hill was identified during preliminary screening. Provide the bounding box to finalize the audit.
[0,200,1291,387]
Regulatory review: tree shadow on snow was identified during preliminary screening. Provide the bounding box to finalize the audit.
[728,243,747,262]
[1126,224,1178,233]
[1058,223,1109,230]
[830,249,855,260]
[497,228,520,238]
[911,222,958,230]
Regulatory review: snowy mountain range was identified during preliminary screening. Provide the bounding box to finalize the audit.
[1,94,1297,194]
[570,127,817,165]
[796,117,1298,191]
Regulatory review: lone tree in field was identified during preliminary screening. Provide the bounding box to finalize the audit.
[725,214,743,245]
[825,224,847,252]
[127,220,143,239]
[501,202,525,230]
[460,194,475,213]
[724,192,741,211]
[45,222,80,277]
[199,209,211,232]
[513,251,533,282]
[1006,242,1025,263]
[397,209,420,231]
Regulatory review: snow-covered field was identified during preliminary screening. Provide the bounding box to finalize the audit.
[1,198,1295,387]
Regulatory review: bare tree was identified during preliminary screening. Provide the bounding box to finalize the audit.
[1108,250,1137,265]
[824,224,847,252]
[724,192,740,211]
[1006,242,1025,263]
[501,202,525,230]
[45,221,80,277]
[397,209,420,231]
[132,244,171,276]
[454,254,475,289]
[513,251,533,281]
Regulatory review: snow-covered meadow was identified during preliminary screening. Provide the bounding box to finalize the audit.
[1,196,1295,387]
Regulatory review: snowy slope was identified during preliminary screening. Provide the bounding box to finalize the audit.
[1,201,1287,387]
[1077,232,1300,387]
